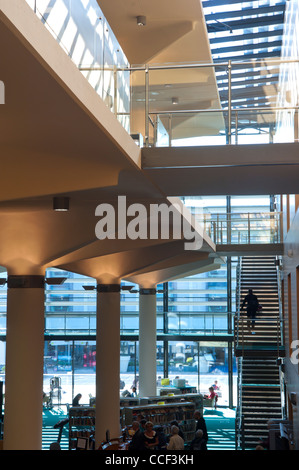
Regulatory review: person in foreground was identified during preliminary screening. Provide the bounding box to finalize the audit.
[167,425,185,450]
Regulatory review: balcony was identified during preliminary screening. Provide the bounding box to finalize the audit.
[27,1,298,149]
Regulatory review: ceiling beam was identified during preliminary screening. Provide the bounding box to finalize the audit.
[202,0,279,6]
[205,4,285,22]
[207,14,285,33]
[213,50,282,61]
[209,29,284,44]
[211,39,282,55]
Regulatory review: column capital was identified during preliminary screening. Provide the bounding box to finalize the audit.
[140,287,156,295]
[96,283,120,293]
[7,275,45,289]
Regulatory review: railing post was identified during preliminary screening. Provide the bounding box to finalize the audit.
[145,64,149,147]
[248,213,251,244]
[113,65,118,116]
[154,114,158,147]
[168,114,172,147]
[295,108,298,143]
[227,60,232,145]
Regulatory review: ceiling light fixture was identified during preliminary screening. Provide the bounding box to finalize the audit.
[53,197,70,211]
[172,97,179,105]
[136,15,146,26]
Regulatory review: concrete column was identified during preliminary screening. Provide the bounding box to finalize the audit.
[139,287,157,397]
[4,275,45,450]
[95,283,121,447]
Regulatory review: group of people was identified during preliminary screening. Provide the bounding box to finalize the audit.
[128,419,184,451]
[128,410,209,451]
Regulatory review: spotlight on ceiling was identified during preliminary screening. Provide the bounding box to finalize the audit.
[136,15,146,26]
[172,97,179,105]
[53,197,70,211]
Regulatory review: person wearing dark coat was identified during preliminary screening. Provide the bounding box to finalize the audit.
[241,289,259,330]
[193,410,208,450]
[190,429,206,450]
[72,393,82,406]
[128,421,146,450]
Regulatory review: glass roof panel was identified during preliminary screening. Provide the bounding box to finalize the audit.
[201,0,287,131]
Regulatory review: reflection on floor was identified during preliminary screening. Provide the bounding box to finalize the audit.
[42,407,69,450]
[204,407,236,450]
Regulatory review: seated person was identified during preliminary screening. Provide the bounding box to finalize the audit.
[204,387,218,408]
[190,429,206,451]
[143,421,159,450]
[128,421,146,451]
[204,386,217,400]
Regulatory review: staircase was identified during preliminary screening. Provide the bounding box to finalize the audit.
[235,256,284,450]
[235,256,283,354]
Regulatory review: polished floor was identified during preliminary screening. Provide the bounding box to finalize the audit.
[42,406,236,451]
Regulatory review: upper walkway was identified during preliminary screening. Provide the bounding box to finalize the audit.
[27,2,299,199]
[198,211,284,255]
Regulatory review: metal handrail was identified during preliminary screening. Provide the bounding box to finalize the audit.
[148,106,299,115]
[235,257,241,350]
[197,212,282,245]
[80,58,299,73]
[235,356,244,450]
[275,256,284,355]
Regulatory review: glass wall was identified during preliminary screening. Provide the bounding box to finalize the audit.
[41,338,236,407]
[43,340,96,406]
[0,195,276,411]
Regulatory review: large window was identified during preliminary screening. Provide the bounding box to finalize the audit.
[167,341,236,406]
[43,340,96,406]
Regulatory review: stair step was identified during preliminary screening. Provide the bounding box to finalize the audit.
[242,373,280,378]
[243,412,282,418]
[242,404,281,415]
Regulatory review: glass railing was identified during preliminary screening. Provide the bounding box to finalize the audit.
[26,0,131,132]
[131,59,299,147]
[197,211,282,245]
[26,1,299,149]
[159,311,234,336]
[0,310,233,336]
[41,310,235,336]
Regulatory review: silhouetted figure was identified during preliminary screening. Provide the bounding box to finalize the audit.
[72,393,82,406]
[193,410,208,450]
[241,289,259,330]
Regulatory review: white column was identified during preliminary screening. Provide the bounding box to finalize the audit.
[95,283,121,447]
[139,287,157,397]
[4,275,45,450]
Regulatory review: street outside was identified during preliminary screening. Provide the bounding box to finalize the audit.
[42,371,237,408]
